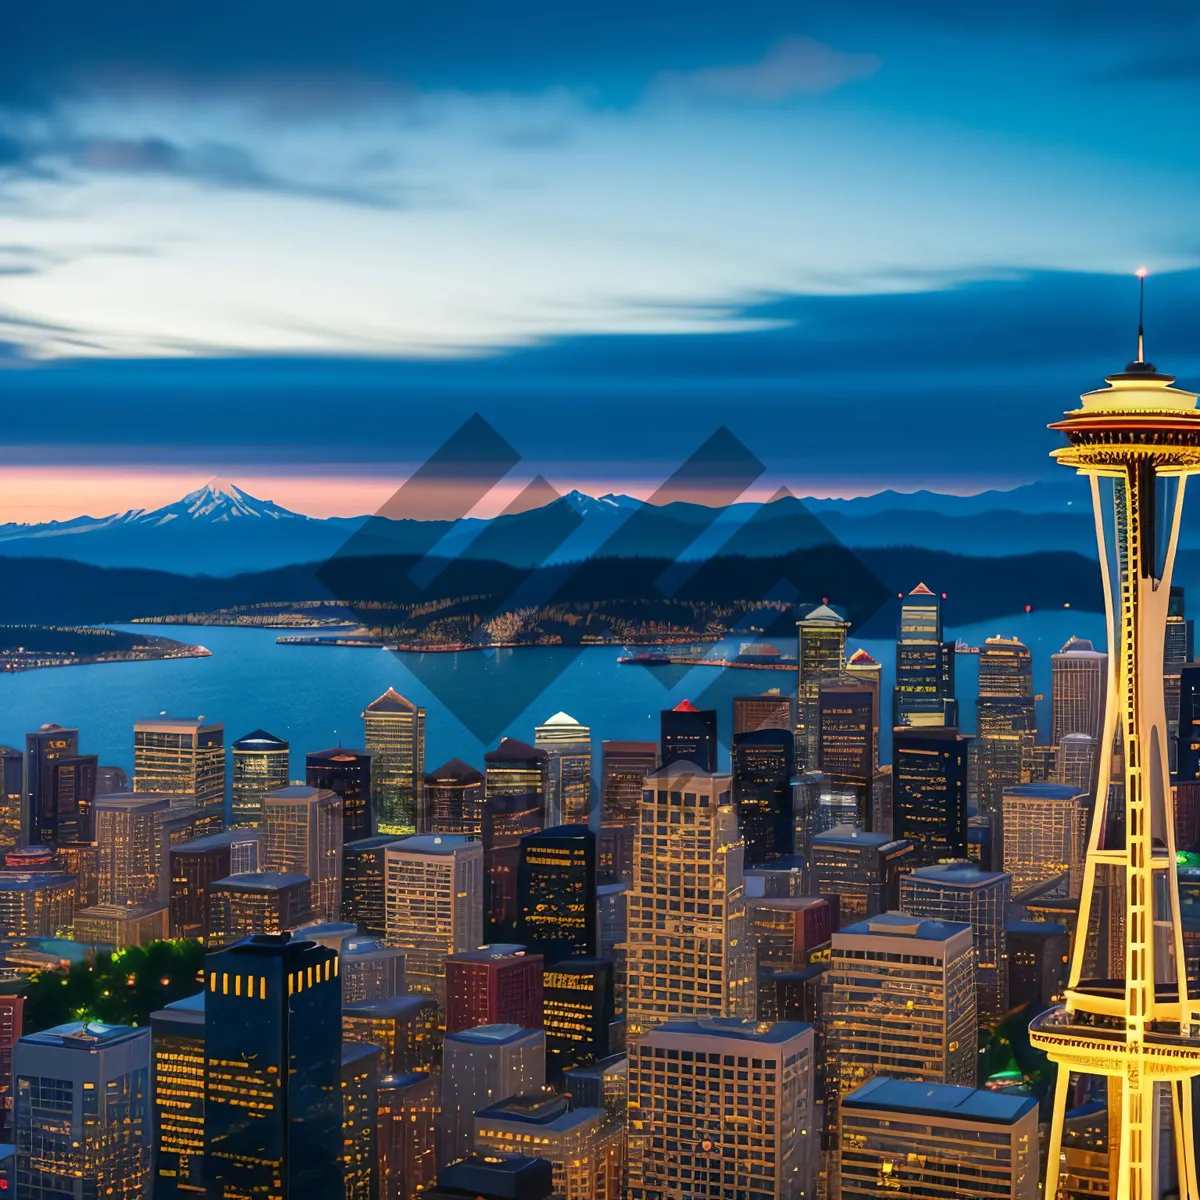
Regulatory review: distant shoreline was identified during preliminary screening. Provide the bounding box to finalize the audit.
[0,627,211,674]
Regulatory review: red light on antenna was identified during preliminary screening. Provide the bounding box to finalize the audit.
[1025,605,1032,613]
[941,592,947,599]
[822,596,829,605]
[1136,266,1149,279]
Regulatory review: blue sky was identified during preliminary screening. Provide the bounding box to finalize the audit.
[1,2,1198,515]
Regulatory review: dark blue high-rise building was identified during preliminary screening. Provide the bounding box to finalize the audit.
[203,932,341,1199]
[516,825,596,963]
[1178,661,1200,784]
[660,700,717,772]
[892,725,970,867]
[731,728,795,864]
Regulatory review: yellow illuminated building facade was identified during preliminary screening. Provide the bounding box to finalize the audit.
[624,763,754,1038]
[1002,782,1089,896]
[363,688,425,836]
[133,718,225,836]
[150,993,206,1198]
[1030,317,1200,1200]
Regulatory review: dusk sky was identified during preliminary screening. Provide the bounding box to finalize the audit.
[3,2,1200,519]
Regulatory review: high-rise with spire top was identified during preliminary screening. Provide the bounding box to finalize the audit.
[1031,277,1200,1200]
[364,688,425,836]
[892,584,956,728]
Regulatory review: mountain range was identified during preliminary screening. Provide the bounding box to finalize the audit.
[0,476,1110,577]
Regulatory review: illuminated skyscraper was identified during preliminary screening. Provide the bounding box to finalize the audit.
[363,687,425,836]
[899,862,1012,1021]
[661,700,718,773]
[306,748,373,845]
[1058,732,1099,793]
[15,1021,152,1200]
[341,835,397,934]
[93,792,183,907]
[826,912,976,1148]
[341,1041,379,1200]
[627,1018,816,1200]
[839,1078,1039,1200]
[1002,782,1088,896]
[797,603,850,768]
[485,739,548,811]
[733,688,796,736]
[340,935,406,1003]
[535,713,592,826]
[423,758,485,836]
[377,1071,438,1200]
[1165,587,1193,776]
[0,872,76,938]
[482,793,543,942]
[169,829,262,940]
[203,932,341,1200]
[809,826,914,922]
[516,825,596,962]
[438,1024,545,1165]
[445,944,543,1034]
[0,747,20,855]
[205,872,313,947]
[1029,316,1200,1200]
[731,728,795,865]
[150,992,205,1199]
[475,1091,624,1200]
[426,1153,556,1200]
[133,717,225,836]
[1051,637,1108,748]
[599,741,658,829]
[24,723,78,845]
[977,636,1036,814]
[892,584,955,728]
[541,957,617,1080]
[892,725,969,866]
[817,677,877,828]
[625,762,754,1037]
[49,753,97,844]
[343,995,440,1075]
[263,784,343,923]
[230,729,289,828]
[384,834,484,1005]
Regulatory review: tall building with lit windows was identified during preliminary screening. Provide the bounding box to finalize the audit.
[150,992,206,1199]
[15,1020,152,1200]
[475,1091,624,1200]
[0,747,20,855]
[599,741,658,829]
[377,1071,438,1200]
[733,689,796,737]
[976,637,1036,814]
[534,713,592,826]
[203,932,342,1200]
[24,723,79,846]
[817,677,877,828]
[1165,587,1193,775]
[826,912,976,1139]
[892,725,969,866]
[731,728,795,865]
[205,872,313,948]
[660,701,718,773]
[542,957,617,1081]
[341,835,397,935]
[306,748,373,845]
[1051,638,1108,748]
[384,835,484,1005]
[516,825,596,963]
[230,729,289,828]
[342,995,441,1076]
[341,1041,379,1200]
[263,784,343,924]
[627,1018,816,1200]
[423,759,485,836]
[892,584,955,728]
[133,717,225,836]
[839,1078,1039,1200]
[797,604,850,768]
[624,762,754,1038]
[1001,782,1088,896]
[485,739,548,809]
[445,945,544,1033]
[899,862,1012,1022]
[363,688,425,836]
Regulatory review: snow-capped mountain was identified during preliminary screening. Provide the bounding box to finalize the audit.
[116,478,310,527]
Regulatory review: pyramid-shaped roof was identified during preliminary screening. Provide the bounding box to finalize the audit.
[364,687,418,714]
[673,699,699,713]
[908,582,936,596]
[541,711,581,726]
[801,604,845,623]
[847,648,879,666]
[233,728,288,750]
[425,757,483,783]
[485,737,545,763]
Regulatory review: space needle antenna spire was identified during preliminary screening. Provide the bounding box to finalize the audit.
[1136,266,1148,365]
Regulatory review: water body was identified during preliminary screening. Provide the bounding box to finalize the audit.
[0,610,1106,780]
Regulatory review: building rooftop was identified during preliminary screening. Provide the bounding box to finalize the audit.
[232,728,288,750]
[523,823,593,841]
[905,863,1011,888]
[171,829,262,855]
[447,1023,543,1046]
[847,648,879,666]
[448,944,536,964]
[1004,783,1087,801]
[799,603,845,623]
[434,1154,554,1200]
[843,1076,1038,1125]
[672,699,699,713]
[746,895,829,911]
[150,992,205,1028]
[379,1070,431,1090]
[812,825,908,851]
[647,1017,811,1044]
[538,711,584,727]
[345,834,405,851]
[263,784,338,802]
[212,871,310,892]
[424,757,484,784]
[600,740,658,753]
[344,995,435,1019]
[644,761,729,784]
[839,910,972,943]
[389,834,478,856]
[1056,636,1102,656]
[908,582,936,597]
[0,872,75,891]
[364,687,419,714]
[21,1020,148,1050]
[484,738,546,763]
[342,1040,381,1068]
[306,748,369,762]
[476,1092,601,1132]
[134,717,221,731]
[92,792,172,812]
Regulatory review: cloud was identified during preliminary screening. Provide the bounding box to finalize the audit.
[654,38,881,102]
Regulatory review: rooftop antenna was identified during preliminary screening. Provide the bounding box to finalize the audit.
[1136,266,1148,364]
